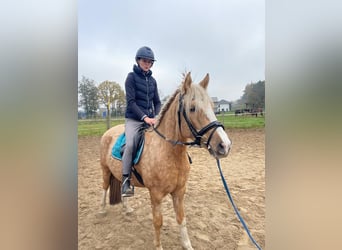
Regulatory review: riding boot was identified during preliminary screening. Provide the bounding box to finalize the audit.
[121,174,134,197]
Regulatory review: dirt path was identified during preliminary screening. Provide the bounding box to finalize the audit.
[78,129,265,250]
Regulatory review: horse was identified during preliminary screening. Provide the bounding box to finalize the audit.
[99,72,232,250]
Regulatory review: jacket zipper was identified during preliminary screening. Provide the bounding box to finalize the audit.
[146,76,149,115]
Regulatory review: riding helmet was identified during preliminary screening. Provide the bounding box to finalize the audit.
[135,46,156,62]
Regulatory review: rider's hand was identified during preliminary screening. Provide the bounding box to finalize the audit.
[143,117,156,126]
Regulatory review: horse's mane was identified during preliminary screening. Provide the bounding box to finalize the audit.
[154,88,181,128]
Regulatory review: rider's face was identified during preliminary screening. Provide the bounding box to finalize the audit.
[138,58,153,72]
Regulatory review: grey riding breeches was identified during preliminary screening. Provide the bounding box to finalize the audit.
[122,118,145,176]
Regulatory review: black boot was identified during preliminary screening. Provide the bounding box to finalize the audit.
[121,175,134,197]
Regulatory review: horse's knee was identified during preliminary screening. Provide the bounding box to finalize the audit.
[153,212,163,228]
[172,194,185,224]
[174,203,185,224]
[175,203,185,225]
[103,180,110,190]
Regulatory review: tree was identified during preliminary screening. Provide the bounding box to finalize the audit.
[98,80,125,129]
[112,87,126,117]
[239,80,265,109]
[78,76,99,118]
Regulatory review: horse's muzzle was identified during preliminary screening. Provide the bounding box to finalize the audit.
[217,142,230,156]
[216,141,231,158]
[208,139,231,159]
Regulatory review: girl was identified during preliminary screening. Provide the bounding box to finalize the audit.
[121,46,161,197]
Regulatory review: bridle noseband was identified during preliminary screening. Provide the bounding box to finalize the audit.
[153,93,224,147]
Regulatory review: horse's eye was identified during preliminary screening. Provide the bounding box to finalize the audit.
[190,106,196,112]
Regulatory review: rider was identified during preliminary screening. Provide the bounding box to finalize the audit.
[121,46,161,197]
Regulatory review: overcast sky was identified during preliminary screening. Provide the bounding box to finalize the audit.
[78,0,264,102]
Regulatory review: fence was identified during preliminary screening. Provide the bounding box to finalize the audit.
[78,113,265,137]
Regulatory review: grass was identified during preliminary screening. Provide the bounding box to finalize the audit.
[78,113,264,137]
[216,112,265,129]
[78,118,125,136]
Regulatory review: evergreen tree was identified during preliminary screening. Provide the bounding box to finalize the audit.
[78,76,99,118]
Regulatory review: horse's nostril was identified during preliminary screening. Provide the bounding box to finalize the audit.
[217,142,228,155]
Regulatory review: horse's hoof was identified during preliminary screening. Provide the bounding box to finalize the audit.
[182,243,193,250]
[97,209,107,217]
[123,207,134,214]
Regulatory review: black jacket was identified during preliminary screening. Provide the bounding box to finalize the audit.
[125,65,161,121]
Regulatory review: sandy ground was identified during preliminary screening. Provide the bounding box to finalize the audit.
[78,129,265,250]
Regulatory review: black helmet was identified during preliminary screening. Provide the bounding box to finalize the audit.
[135,46,155,62]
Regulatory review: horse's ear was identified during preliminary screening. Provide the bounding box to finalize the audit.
[199,73,209,89]
[182,72,192,93]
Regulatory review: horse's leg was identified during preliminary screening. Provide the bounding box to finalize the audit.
[98,189,107,215]
[122,197,133,214]
[99,164,111,213]
[150,190,164,250]
[171,189,193,250]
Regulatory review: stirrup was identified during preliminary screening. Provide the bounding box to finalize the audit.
[122,186,134,197]
[121,177,134,197]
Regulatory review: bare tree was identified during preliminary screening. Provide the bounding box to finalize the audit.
[98,80,124,129]
[111,87,126,117]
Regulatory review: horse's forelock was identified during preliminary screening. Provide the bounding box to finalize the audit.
[155,74,212,128]
[182,83,212,114]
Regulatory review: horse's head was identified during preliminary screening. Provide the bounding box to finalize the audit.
[179,72,232,159]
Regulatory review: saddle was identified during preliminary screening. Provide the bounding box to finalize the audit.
[111,129,145,185]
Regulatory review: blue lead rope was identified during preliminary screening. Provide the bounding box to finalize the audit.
[216,159,262,250]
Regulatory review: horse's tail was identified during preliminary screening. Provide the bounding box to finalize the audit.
[109,173,122,205]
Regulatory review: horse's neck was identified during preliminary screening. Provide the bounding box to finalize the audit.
[154,99,187,154]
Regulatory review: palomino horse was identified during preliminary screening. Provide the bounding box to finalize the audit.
[100,72,232,250]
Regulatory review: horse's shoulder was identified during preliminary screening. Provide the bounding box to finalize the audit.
[142,129,155,144]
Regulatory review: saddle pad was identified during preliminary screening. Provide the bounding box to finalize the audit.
[111,133,144,164]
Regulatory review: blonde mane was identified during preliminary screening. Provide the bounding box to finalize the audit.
[154,88,180,128]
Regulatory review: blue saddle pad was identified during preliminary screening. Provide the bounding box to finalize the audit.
[111,133,144,165]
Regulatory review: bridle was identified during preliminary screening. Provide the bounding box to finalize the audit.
[153,93,224,147]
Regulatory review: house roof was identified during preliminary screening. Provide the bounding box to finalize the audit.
[218,99,230,104]
[211,97,219,102]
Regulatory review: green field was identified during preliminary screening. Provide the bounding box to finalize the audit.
[78,113,264,137]
[78,118,125,136]
[216,112,265,129]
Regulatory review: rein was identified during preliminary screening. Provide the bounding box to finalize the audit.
[153,93,224,147]
[216,159,262,250]
[153,127,191,146]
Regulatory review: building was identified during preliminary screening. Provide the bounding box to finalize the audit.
[211,97,231,113]
[218,99,231,112]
